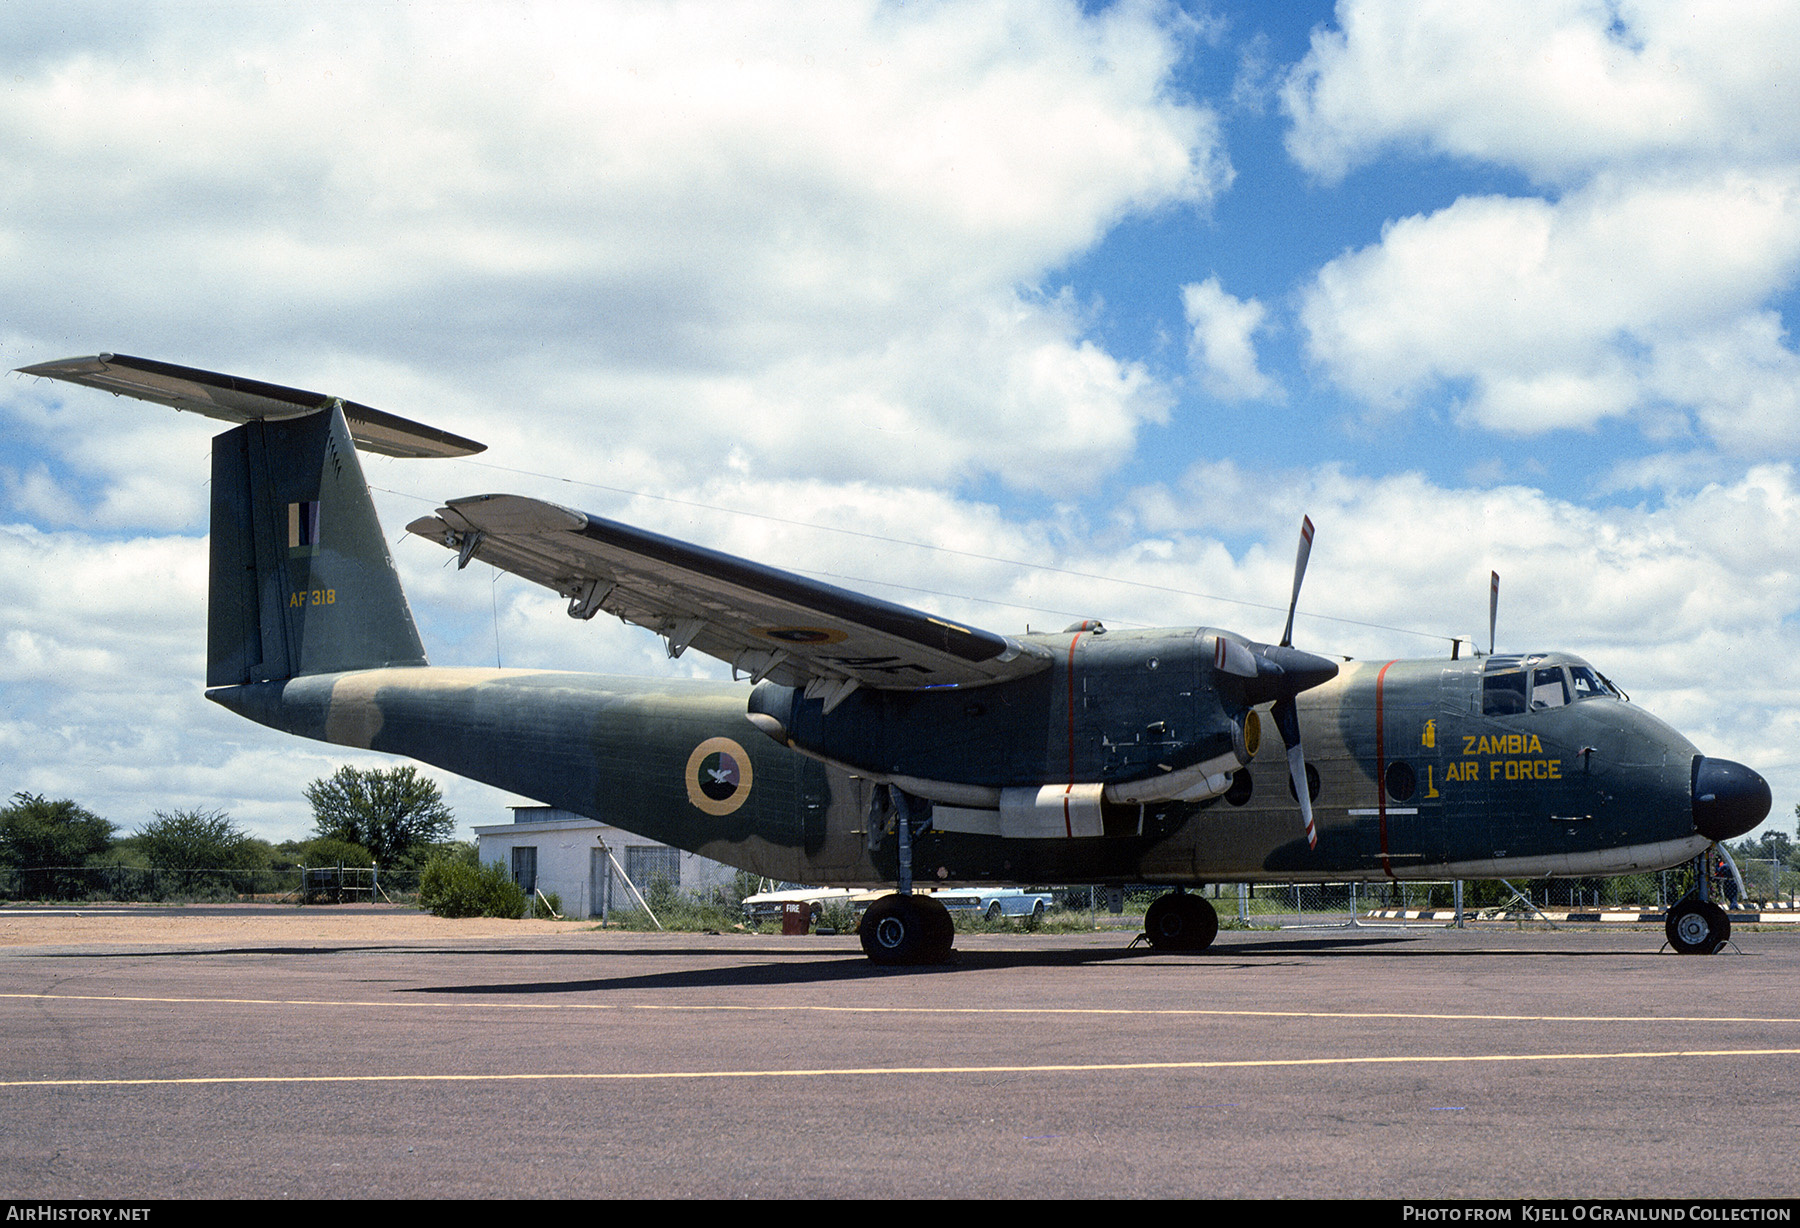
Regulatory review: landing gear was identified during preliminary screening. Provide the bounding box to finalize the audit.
[860,893,955,965]
[1665,897,1730,955]
[859,784,956,965]
[1143,891,1219,952]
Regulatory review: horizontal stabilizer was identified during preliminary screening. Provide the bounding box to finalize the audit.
[16,353,484,459]
[407,492,1053,692]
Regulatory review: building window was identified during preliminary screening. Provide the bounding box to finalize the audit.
[511,845,537,894]
[625,845,680,895]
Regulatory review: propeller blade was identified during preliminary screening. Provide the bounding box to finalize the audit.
[1272,696,1318,849]
[1274,516,1321,848]
[1280,516,1314,649]
[1489,571,1499,655]
[1289,744,1317,850]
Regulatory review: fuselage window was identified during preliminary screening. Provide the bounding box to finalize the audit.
[1531,666,1569,710]
[1384,760,1417,802]
[1286,762,1322,803]
[1483,669,1528,716]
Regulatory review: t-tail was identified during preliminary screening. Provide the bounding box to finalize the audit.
[17,353,483,685]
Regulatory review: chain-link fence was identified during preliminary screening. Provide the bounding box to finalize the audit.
[1046,864,1794,932]
[0,864,425,904]
[6,860,1793,918]
[1734,858,1799,906]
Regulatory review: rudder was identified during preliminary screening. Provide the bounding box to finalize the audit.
[208,406,428,684]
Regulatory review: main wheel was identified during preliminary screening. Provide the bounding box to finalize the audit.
[1143,892,1219,952]
[860,894,955,965]
[1665,898,1730,955]
[922,896,955,960]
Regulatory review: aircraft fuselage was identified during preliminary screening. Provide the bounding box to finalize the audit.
[207,642,1749,888]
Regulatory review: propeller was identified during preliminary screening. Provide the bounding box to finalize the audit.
[1274,516,1319,849]
[1209,516,1336,849]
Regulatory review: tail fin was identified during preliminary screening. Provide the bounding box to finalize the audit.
[209,406,429,684]
[15,353,483,686]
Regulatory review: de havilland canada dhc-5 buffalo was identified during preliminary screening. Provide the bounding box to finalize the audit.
[19,353,1773,962]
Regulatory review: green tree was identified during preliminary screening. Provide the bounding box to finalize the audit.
[134,808,270,899]
[0,793,115,900]
[305,765,455,870]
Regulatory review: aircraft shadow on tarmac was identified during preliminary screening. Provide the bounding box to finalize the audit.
[400,934,1432,995]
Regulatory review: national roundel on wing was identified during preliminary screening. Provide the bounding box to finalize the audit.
[685,736,755,816]
[751,625,847,645]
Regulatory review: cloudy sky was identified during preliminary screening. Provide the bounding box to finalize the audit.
[5,0,1799,845]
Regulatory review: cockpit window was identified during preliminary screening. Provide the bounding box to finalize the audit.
[1486,655,1620,713]
[1568,665,1616,700]
[1531,667,1569,710]
[1483,669,1528,716]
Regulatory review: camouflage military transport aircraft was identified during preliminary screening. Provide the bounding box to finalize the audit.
[19,354,1773,962]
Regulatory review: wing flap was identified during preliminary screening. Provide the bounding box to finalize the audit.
[407,493,1051,691]
[16,353,485,459]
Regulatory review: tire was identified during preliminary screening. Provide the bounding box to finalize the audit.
[1665,898,1730,955]
[1143,892,1219,952]
[1030,899,1046,920]
[860,894,955,965]
[984,902,1003,922]
[920,896,955,961]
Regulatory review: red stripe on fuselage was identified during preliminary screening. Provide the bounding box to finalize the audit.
[1064,631,1085,837]
[1376,660,1397,878]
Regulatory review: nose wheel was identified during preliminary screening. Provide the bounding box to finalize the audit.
[1665,897,1730,955]
[1143,891,1219,952]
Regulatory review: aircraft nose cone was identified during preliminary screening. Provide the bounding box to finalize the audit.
[1692,757,1771,842]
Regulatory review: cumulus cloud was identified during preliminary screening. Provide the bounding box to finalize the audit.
[1182,277,1281,402]
[1300,174,1800,438]
[1283,3,1800,454]
[1283,0,1800,185]
[1,1,1224,496]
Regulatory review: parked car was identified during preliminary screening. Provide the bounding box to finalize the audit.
[740,885,869,924]
[931,887,1054,921]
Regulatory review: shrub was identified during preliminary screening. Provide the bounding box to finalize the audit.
[132,808,273,900]
[418,856,525,919]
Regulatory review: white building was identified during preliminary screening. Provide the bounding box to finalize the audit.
[472,805,739,919]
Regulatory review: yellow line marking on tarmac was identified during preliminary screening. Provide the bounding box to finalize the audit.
[3,992,1799,1026]
[5,1048,1800,1089]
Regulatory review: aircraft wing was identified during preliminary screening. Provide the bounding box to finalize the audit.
[406,493,1052,701]
[16,353,484,459]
